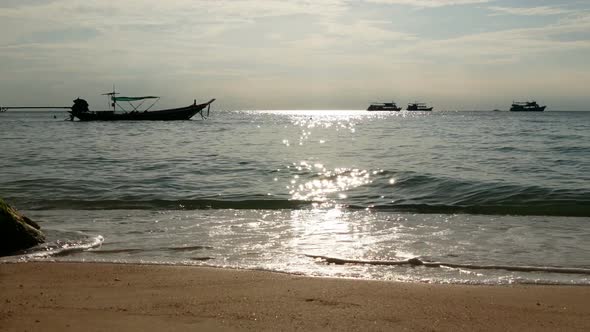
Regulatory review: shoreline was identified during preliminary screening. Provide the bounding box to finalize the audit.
[1,262,589,331]
[3,258,589,286]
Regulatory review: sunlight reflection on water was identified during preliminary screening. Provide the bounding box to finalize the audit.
[288,163,376,202]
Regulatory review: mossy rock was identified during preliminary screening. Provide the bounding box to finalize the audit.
[0,198,45,256]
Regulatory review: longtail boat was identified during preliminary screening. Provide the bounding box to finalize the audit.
[1,88,215,121]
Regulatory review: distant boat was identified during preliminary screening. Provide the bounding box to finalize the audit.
[509,101,546,112]
[406,102,433,111]
[367,102,401,111]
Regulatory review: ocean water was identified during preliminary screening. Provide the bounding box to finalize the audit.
[1,109,589,284]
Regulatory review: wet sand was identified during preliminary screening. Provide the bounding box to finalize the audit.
[1,262,589,331]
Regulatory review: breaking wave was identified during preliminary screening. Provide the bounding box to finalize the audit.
[1,235,105,261]
[13,171,590,217]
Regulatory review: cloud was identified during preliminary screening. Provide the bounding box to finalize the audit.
[488,6,573,16]
[362,0,490,7]
[394,12,590,65]
[0,0,348,37]
[291,19,416,50]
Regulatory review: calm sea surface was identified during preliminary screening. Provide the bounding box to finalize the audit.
[1,109,589,284]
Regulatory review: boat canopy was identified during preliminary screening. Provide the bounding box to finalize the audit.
[112,96,159,102]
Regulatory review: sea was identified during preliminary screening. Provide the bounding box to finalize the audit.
[1,109,589,285]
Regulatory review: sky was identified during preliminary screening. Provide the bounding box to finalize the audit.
[0,0,589,110]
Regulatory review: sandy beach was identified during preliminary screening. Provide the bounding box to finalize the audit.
[0,262,588,331]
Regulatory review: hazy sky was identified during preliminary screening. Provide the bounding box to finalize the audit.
[1,0,589,110]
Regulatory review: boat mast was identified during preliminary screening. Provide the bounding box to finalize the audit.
[101,84,119,112]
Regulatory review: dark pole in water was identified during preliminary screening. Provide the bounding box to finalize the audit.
[1,106,71,111]
[1,106,72,119]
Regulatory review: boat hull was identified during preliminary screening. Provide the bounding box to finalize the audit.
[509,106,546,112]
[367,106,401,111]
[406,107,433,111]
[70,99,214,121]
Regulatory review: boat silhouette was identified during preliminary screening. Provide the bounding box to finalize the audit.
[367,102,402,111]
[509,101,546,112]
[406,102,433,111]
[1,87,215,121]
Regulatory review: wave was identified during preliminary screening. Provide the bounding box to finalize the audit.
[350,171,590,217]
[7,171,590,217]
[24,198,309,211]
[2,235,105,261]
[353,203,590,217]
[92,245,214,254]
[14,197,589,217]
[306,255,590,276]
